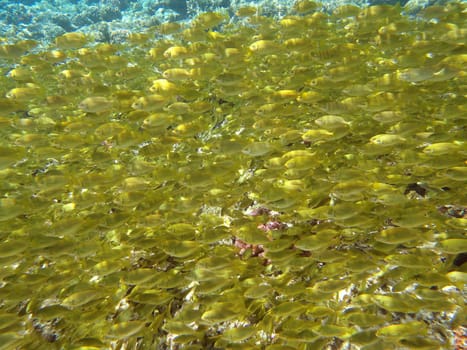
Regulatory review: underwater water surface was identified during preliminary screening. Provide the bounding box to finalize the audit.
[0,0,466,349]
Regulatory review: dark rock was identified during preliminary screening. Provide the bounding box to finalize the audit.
[72,7,101,27]
[100,5,122,22]
[146,0,187,16]
[404,183,427,197]
[51,13,74,32]
[3,4,33,25]
[101,0,131,11]
[44,24,67,39]
[453,253,467,267]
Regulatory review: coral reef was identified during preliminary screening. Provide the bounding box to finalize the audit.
[0,0,449,44]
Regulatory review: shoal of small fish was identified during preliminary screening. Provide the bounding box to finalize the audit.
[0,1,466,348]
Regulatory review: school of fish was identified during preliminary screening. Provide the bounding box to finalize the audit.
[0,0,466,348]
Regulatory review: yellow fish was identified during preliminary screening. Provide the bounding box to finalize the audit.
[162,68,192,81]
[132,94,169,111]
[78,96,114,113]
[6,85,44,102]
[55,32,87,49]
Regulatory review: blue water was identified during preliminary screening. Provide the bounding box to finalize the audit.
[0,0,428,44]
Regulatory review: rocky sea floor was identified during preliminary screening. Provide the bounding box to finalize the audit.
[0,0,447,45]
